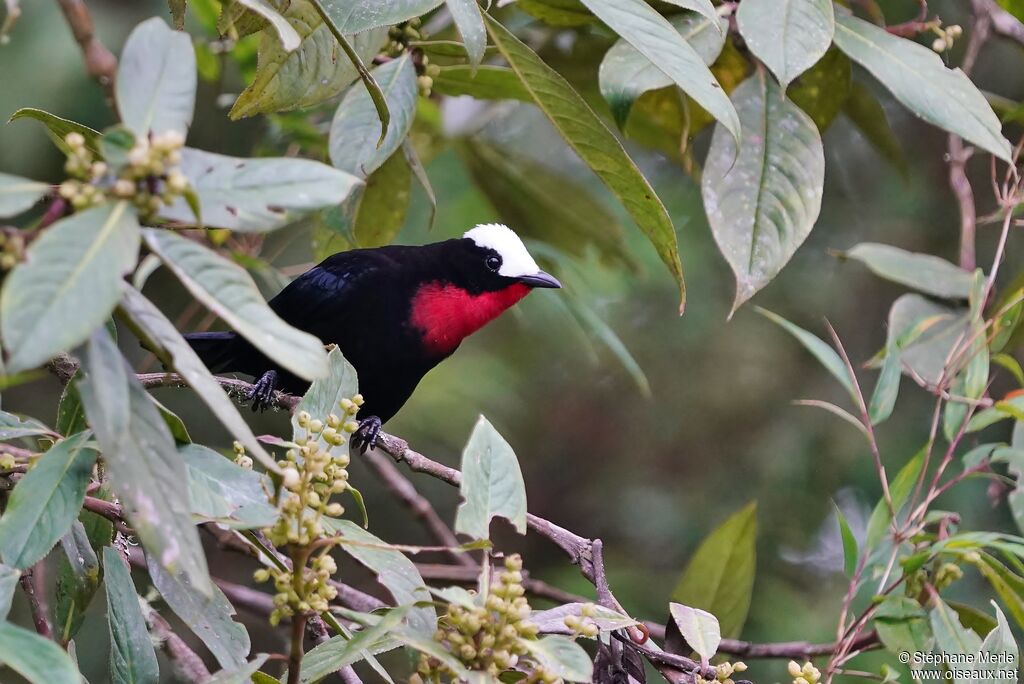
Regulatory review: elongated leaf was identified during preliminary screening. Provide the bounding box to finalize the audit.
[834,502,859,576]
[886,294,969,386]
[663,0,718,24]
[446,0,485,69]
[143,229,328,382]
[0,202,139,373]
[673,502,756,638]
[147,552,250,669]
[432,65,532,101]
[0,433,97,569]
[238,0,300,50]
[531,603,637,634]
[0,563,19,619]
[80,331,211,596]
[598,12,726,127]
[866,448,924,549]
[320,0,442,33]
[183,444,277,527]
[737,0,834,89]
[868,335,902,425]
[206,656,271,684]
[833,13,1011,162]
[159,147,361,232]
[756,308,856,401]
[874,596,934,657]
[980,603,1018,670]
[0,622,81,684]
[230,0,387,119]
[329,54,417,179]
[54,520,102,641]
[578,0,738,140]
[117,17,196,137]
[455,415,527,540]
[293,347,358,456]
[0,172,48,217]
[0,410,53,441]
[117,285,278,472]
[8,108,101,155]
[104,547,161,684]
[485,15,687,310]
[520,0,593,26]
[931,598,983,684]
[522,635,593,682]
[703,73,824,314]
[845,243,973,299]
[300,607,410,684]
[669,603,721,662]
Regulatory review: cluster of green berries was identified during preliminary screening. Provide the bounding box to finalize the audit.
[905,560,963,597]
[386,17,424,55]
[0,452,17,470]
[58,130,189,220]
[265,396,363,547]
[254,552,339,626]
[697,660,749,684]
[930,23,963,52]
[788,660,821,684]
[418,555,563,683]
[0,230,25,270]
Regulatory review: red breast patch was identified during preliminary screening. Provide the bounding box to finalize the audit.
[410,282,530,356]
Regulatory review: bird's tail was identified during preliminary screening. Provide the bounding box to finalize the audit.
[183,331,240,373]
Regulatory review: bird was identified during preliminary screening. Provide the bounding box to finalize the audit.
[185,223,562,453]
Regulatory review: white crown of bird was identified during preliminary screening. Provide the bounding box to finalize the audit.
[463,223,541,278]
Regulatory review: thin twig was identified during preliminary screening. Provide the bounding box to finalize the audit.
[18,566,52,639]
[147,609,213,683]
[55,0,117,104]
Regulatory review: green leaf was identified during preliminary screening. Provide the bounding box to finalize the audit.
[948,601,997,640]
[844,243,974,299]
[80,331,212,596]
[159,147,362,231]
[117,285,279,472]
[930,598,983,684]
[598,12,726,127]
[432,65,532,101]
[183,444,278,527]
[663,0,719,24]
[0,433,97,569]
[446,0,485,69]
[669,603,721,662]
[299,606,410,683]
[0,622,81,684]
[874,596,934,657]
[229,1,387,119]
[329,54,417,179]
[530,603,638,633]
[0,172,49,217]
[168,0,186,29]
[885,294,969,386]
[143,228,328,382]
[103,547,161,684]
[293,346,358,457]
[454,415,528,540]
[0,202,140,373]
[843,82,907,175]
[0,410,54,441]
[237,0,300,50]
[484,15,687,311]
[703,73,824,314]
[8,108,101,156]
[868,334,902,425]
[116,17,197,137]
[968,553,1024,631]
[522,635,593,683]
[352,148,412,248]
[0,563,19,619]
[56,376,89,437]
[866,448,923,549]
[833,13,1011,162]
[54,520,101,642]
[979,602,1018,670]
[756,308,856,401]
[146,551,250,669]
[519,0,593,26]
[969,395,1024,433]
[834,502,859,576]
[787,48,852,131]
[673,502,756,639]
[99,126,137,170]
[736,0,834,89]
[206,656,271,684]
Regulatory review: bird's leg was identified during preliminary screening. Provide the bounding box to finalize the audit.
[247,370,279,412]
[350,415,382,455]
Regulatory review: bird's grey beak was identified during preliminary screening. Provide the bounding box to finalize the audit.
[518,271,562,289]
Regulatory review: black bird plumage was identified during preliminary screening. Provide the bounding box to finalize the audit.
[185,224,560,452]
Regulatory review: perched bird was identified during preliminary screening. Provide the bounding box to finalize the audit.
[186,223,561,452]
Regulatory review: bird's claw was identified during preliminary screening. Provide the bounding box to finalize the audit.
[247,370,279,413]
[350,415,382,455]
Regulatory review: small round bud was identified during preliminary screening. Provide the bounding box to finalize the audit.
[733,662,748,673]
[932,37,947,52]
[282,467,300,489]
[788,662,802,678]
[325,502,344,516]
[309,419,324,433]
[253,568,270,582]
[298,411,311,427]
[166,170,188,193]
[65,132,85,149]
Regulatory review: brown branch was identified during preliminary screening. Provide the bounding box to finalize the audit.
[719,632,880,659]
[18,566,52,639]
[416,563,587,605]
[55,0,117,104]
[977,0,1024,46]
[147,609,213,683]
[136,372,300,411]
[83,496,133,536]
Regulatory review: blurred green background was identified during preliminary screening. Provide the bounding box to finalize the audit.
[1,0,1023,681]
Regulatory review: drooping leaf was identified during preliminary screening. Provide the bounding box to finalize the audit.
[843,82,908,175]
[116,17,197,137]
[146,551,250,669]
[432,65,532,101]
[979,602,1018,667]
[329,54,417,179]
[299,607,410,684]
[522,635,593,682]
[662,0,719,25]
[54,520,102,642]
[183,444,277,527]
[237,0,300,50]
[485,15,687,310]
[0,622,81,684]
[756,308,856,401]
[0,410,54,441]
[0,433,97,569]
[703,73,824,314]
[0,563,19,619]
[0,202,139,373]
[874,596,934,657]
[319,0,443,33]
[0,172,49,217]
[80,331,211,596]
[446,0,485,69]
[454,415,528,540]
[159,147,361,232]
[669,603,721,663]
[352,148,412,248]
[673,502,756,639]
[8,108,101,155]
[868,334,902,425]
[103,547,161,684]
[736,0,834,89]
[293,346,358,457]
[143,228,328,382]
[968,553,1024,631]
[930,598,983,684]
[833,13,1011,162]
[844,243,973,299]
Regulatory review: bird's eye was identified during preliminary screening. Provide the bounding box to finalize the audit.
[485,255,501,272]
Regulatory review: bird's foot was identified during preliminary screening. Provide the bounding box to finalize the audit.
[350,415,382,455]
[247,370,279,412]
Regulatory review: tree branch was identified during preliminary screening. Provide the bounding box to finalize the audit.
[18,566,52,639]
[55,0,117,104]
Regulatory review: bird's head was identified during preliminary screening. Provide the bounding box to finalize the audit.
[460,223,562,291]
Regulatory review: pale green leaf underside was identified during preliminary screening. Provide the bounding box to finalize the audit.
[0,622,82,684]
[455,415,528,540]
[737,0,834,89]
[116,17,196,136]
[237,0,301,51]
[445,0,486,69]
[845,242,974,299]
[0,172,49,217]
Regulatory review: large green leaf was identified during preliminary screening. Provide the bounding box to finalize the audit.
[598,12,727,127]
[930,598,983,684]
[577,0,739,141]
[736,0,834,89]
[454,415,528,540]
[103,547,161,684]
[143,229,328,382]
[833,13,1011,162]
[979,603,1018,670]
[446,0,485,69]
[8,108,101,155]
[702,72,824,314]
[885,294,969,386]
[146,551,250,669]
[432,65,532,101]
[182,444,277,527]
[205,656,271,684]
[673,502,756,639]
[230,1,387,118]
[874,596,934,657]
[80,331,211,596]
[0,202,139,373]
[117,286,279,471]
[299,607,409,684]
[319,0,443,33]
[0,622,81,684]
[845,243,973,299]
[485,15,687,310]
[159,147,361,231]
[522,636,593,682]
[116,17,196,137]
[0,172,49,217]
[0,433,96,569]
[54,520,102,641]
[0,410,54,441]
[237,0,300,50]
[669,603,721,662]
[329,54,417,179]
